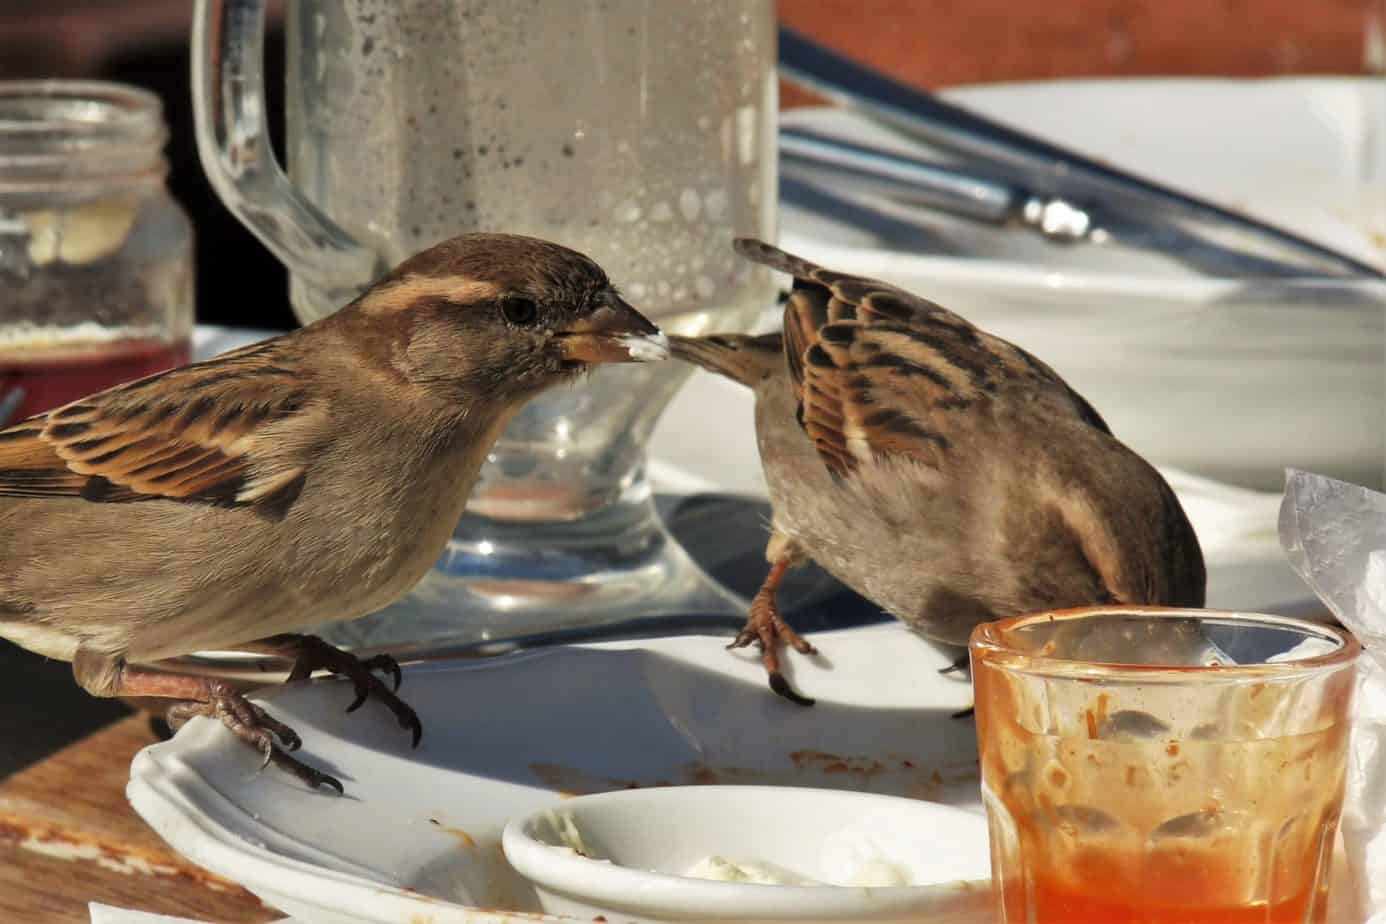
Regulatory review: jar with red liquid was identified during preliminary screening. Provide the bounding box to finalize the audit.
[0,81,194,426]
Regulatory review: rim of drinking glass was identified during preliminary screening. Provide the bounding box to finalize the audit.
[969,605,1361,677]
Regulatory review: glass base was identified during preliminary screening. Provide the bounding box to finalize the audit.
[313,492,893,657]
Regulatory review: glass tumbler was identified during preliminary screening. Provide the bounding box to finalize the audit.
[0,81,194,427]
[971,607,1359,924]
[192,0,777,648]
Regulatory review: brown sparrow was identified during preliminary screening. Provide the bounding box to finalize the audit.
[0,233,667,791]
[670,239,1206,704]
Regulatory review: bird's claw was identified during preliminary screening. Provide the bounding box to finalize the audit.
[732,590,817,707]
[283,637,423,748]
[727,627,757,651]
[168,682,339,791]
[768,671,815,707]
[241,702,301,751]
[261,743,344,794]
[339,663,421,748]
[359,654,403,692]
[938,653,970,677]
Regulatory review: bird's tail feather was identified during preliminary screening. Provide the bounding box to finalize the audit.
[733,238,823,279]
[668,333,783,388]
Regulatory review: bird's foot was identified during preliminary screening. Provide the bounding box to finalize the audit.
[729,588,818,707]
[166,681,343,794]
[281,635,423,748]
[938,653,971,676]
[935,654,974,718]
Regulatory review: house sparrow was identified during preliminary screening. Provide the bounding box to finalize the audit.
[0,232,667,792]
[670,239,1206,705]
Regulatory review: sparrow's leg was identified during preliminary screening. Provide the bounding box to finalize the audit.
[730,533,817,707]
[233,634,423,748]
[72,649,342,793]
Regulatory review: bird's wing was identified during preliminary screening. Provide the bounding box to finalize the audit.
[734,238,1110,479]
[1054,458,1207,608]
[0,340,324,517]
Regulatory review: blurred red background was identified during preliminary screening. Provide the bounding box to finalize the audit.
[2,1,1372,87]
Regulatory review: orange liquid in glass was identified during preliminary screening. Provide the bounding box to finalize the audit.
[1013,844,1325,923]
[974,656,1347,924]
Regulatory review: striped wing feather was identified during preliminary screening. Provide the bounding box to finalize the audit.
[0,341,319,513]
[737,238,1105,478]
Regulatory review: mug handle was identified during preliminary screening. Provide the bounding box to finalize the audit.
[191,0,378,296]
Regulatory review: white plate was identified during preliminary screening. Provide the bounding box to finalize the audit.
[129,623,982,923]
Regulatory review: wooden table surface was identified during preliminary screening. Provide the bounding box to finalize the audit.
[0,715,280,923]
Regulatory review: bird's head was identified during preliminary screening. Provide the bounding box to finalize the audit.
[342,233,667,404]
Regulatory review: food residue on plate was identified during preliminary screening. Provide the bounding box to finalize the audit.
[543,810,603,861]
[427,817,476,848]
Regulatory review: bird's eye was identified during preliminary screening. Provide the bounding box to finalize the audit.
[500,296,539,326]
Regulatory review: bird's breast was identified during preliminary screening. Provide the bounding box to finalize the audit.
[277,430,493,622]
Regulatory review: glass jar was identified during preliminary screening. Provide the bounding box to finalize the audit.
[0,80,194,426]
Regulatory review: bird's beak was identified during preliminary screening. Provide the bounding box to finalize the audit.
[555,293,669,364]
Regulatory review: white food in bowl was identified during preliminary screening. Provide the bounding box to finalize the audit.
[683,854,912,887]
[502,785,993,923]
[684,855,823,886]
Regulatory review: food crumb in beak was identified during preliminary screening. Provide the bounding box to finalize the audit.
[618,331,670,362]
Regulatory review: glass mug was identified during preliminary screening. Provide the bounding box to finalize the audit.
[971,607,1359,924]
[191,0,777,645]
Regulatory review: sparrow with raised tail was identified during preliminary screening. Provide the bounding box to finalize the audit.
[0,233,667,791]
[671,240,1205,704]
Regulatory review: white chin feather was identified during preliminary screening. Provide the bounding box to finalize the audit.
[617,331,670,362]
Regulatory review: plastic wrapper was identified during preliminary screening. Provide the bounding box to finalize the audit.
[1280,469,1386,923]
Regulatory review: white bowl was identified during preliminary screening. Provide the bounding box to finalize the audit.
[501,785,993,924]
